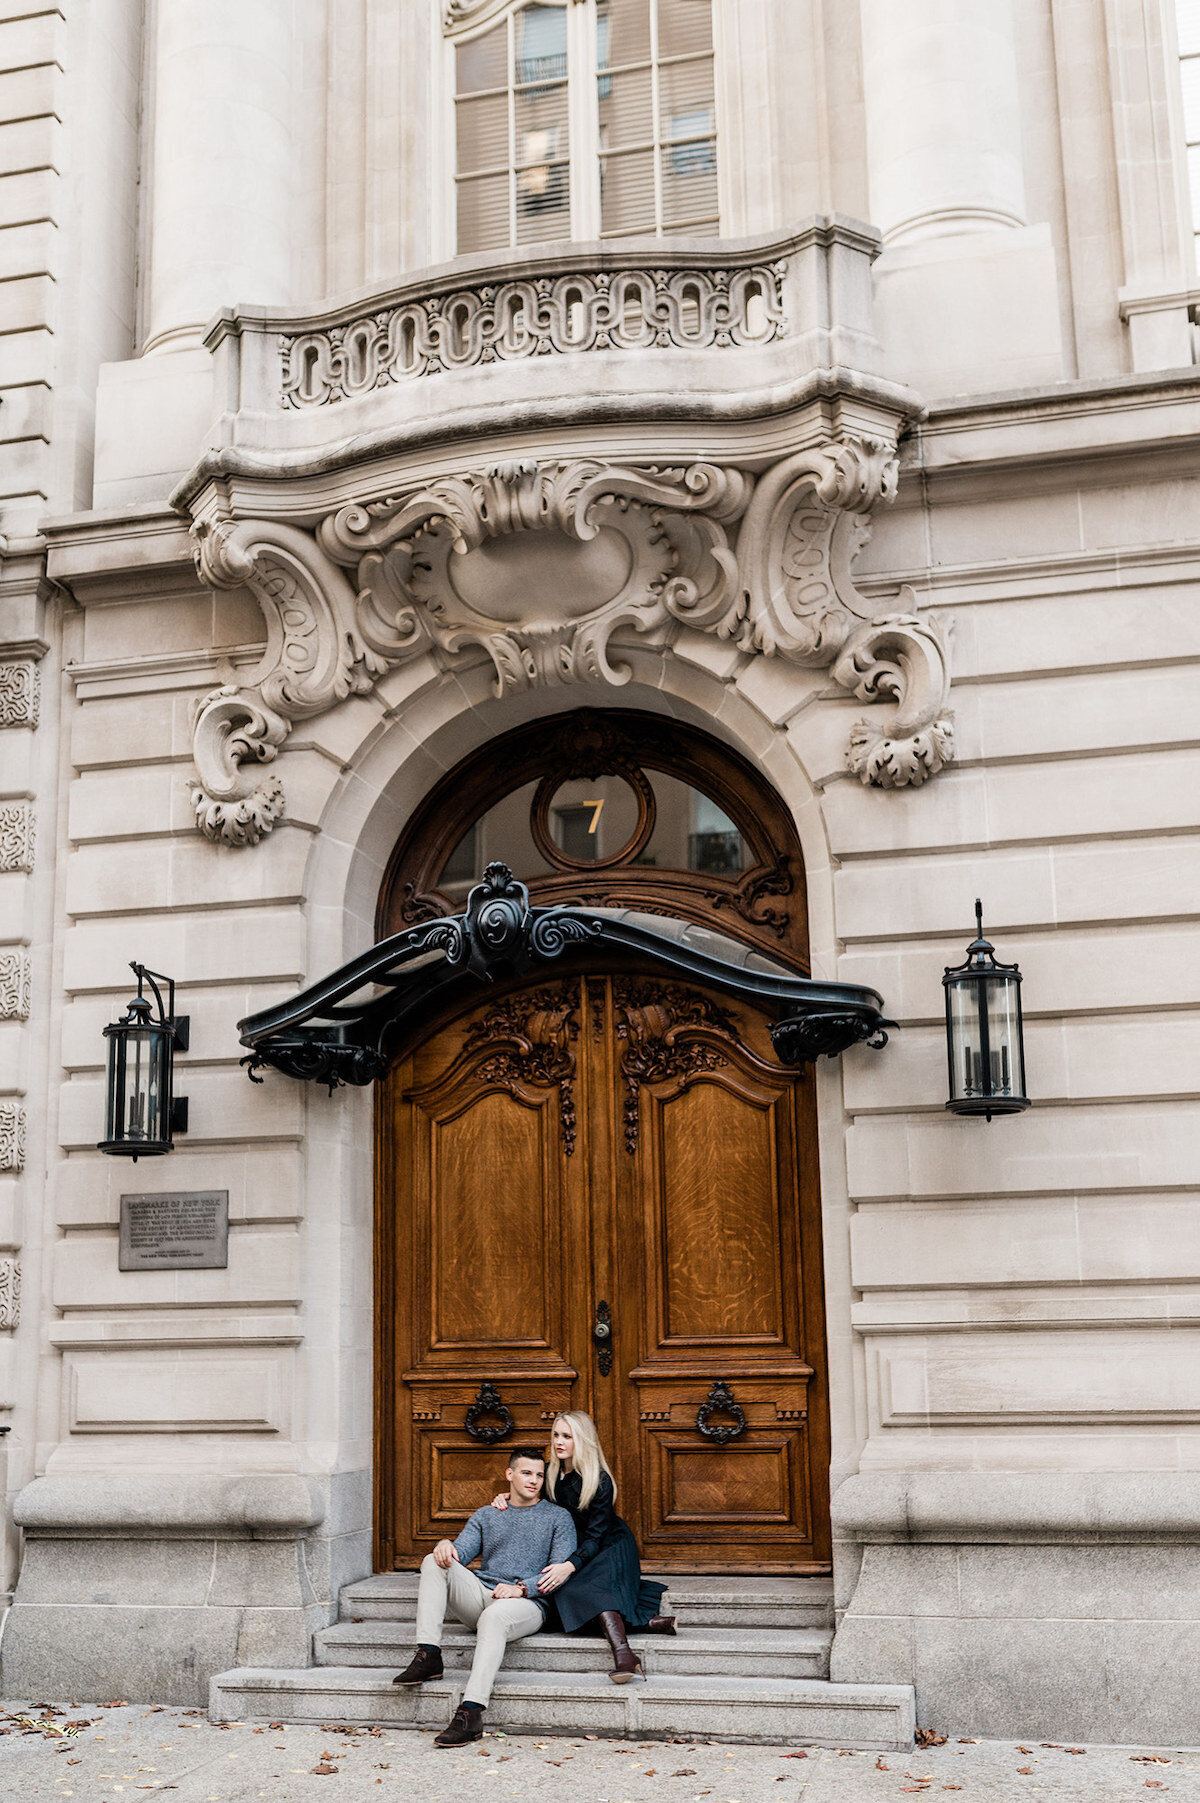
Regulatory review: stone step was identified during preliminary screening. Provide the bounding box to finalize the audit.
[338,1572,835,1630]
[209,1664,914,1751]
[314,1619,832,1681]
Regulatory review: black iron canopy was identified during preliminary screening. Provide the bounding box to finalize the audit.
[237,863,892,1089]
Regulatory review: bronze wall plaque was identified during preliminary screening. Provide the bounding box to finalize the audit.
[118,1191,229,1271]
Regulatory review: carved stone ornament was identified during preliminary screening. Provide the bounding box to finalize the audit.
[0,661,39,729]
[466,982,580,1155]
[0,1101,25,1173]
[0,1255,18,1331]
[280,262,785,406]
[0,950,30,1022]
[0,802,34,873]
[188,440,953,845]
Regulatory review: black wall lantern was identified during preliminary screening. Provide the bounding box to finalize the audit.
[98,963,190,1159]
[943,901,1030,1121]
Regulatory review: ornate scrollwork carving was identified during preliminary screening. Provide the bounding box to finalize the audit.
[696,1379,746,1445]
[186,434,954,845]
[279,262,785,407]
[737,436,954,788]
[318,457,750,697]
[0,802,34,873]
[0,950,30,1022]
[464,1380,515,1444]
[190,517,387,846]
[0,660,39,729]
[834,613,954,788]
[466,980,581,1155]
[706,854,794,939]
[0,1101,25,1172]
[0,1254,18,1331]
[613,979,736,1153]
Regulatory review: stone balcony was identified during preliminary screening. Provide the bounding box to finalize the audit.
[174,217,918,515]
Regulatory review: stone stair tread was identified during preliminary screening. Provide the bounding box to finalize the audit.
[319,1621,830,1650]
[212,1662,903,1703]
[210,1664,914,1750]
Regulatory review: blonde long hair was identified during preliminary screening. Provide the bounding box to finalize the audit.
[547,1411,616,1511]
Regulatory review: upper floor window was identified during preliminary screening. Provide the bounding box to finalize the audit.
[452,0,718,256]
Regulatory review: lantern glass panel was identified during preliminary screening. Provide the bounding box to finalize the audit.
[986,974,1024,1098]
[946,979,985,1102]
[107,1024,171,1149]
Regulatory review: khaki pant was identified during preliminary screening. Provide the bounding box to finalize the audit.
[414,1553,544,1706]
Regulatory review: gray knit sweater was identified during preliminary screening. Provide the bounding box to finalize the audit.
[453,1498,577,1611]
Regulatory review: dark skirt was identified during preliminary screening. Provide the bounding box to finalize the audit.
[548,1521,666,1635]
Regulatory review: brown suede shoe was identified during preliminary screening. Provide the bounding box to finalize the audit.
[433,1704,485,1746]
[392,1646,444,1685]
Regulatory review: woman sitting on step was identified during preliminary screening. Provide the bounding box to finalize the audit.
[492,1410,675,1682]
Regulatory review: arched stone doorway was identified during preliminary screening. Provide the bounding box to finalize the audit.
[373,709,834,1575]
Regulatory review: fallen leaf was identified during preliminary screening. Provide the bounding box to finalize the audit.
[779,1752,807,1759]
[876,1759,889,1771]
[1065,1747,1086,1755]
[1145,1784,1168,1790]
[1017,1767,1033,1775]
[916,1729,948,1748]
[311,1764,338,1776]
[1134,1758,1173,1766]
[1017,1746,1034,1754]
[673,1770,697,1778]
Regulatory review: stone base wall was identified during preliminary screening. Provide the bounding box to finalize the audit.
[0,1472,372,1706]
[830,1473,1200,1743]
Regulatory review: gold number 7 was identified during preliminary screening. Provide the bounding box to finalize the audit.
[585,798,604,834]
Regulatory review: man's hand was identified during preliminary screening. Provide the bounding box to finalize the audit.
[433,1539,459,1570]
[537,1561,575,1594]
[490,1493,509,1511]
[491,1581,525,1600]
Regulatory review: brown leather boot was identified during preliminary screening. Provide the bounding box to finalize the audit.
[599,1610,644,1683]
[643,1615,677,1635]
[392,1645,444,1685]
[433,1702,484,1746]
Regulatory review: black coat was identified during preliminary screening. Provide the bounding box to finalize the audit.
[545,1469,666,1634]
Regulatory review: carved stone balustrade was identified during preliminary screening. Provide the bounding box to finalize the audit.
[180,219,909,498]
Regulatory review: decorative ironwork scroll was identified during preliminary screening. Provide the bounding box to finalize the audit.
[696,1379,747,1445]
[464,1381,515,1444]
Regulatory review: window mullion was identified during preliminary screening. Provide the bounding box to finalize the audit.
[569,0,600,239]
[650,0,664,235]
[507,11,517,247]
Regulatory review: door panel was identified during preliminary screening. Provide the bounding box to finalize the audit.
[378,970,831,1572]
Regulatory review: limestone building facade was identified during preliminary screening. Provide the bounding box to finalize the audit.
[0,0,1199,1745]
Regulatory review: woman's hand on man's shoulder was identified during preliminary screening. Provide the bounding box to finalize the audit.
[490,1492,508,1511]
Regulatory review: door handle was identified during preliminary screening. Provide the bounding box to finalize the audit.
[593,1300,613,1376]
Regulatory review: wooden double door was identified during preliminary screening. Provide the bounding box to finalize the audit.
[376,968,831,1573]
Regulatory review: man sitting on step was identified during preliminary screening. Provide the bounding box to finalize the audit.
[393,1444,577,1747]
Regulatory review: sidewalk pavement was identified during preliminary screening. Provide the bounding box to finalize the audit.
[2,1700,1199,1802]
